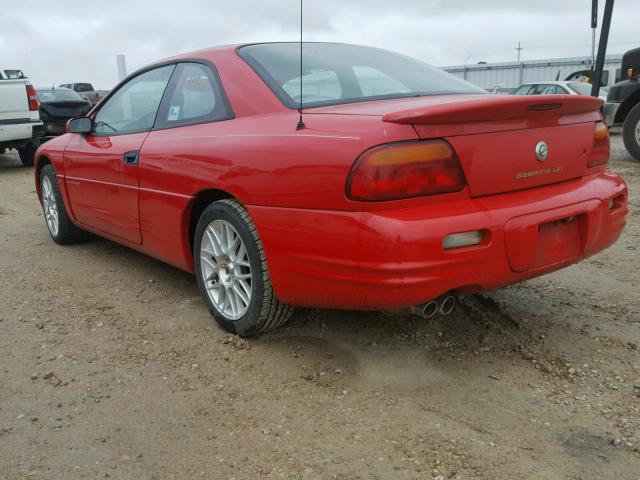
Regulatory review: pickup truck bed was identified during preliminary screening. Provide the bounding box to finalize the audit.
[0,79,43,166]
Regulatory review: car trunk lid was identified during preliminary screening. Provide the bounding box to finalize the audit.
[378,94,604,197]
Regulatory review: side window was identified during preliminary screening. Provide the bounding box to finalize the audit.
[352,66,411,97]
[93,65,174,135]
[282,69,342,103]
[156,62,232,128]
[512,85,533,95]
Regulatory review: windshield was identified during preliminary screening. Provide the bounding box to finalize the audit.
[568,82,593,96]
[238,43,485,108]
[37,89,85,102]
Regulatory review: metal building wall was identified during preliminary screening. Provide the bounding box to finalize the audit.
[444,56,622,90]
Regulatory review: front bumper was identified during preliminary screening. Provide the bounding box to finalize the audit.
[248,171,627,310]
[603,102,621,126]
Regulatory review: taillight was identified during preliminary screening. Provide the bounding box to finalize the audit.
[26,84,39,111]
[347,140,466,201]
[588,122,609,168]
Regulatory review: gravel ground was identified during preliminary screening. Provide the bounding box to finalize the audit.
[0,131,639,480]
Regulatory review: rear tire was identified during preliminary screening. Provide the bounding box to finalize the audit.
[18,146,36,167]
[194,199,293,336]
[39,164,86,244]
[622,103,640,161]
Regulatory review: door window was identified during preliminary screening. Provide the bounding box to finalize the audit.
[156,62,232,129]
[93,65,175,135]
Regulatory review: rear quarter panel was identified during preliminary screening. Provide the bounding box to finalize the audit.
[137,111,418,270]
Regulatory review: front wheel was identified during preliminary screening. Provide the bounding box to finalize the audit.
[622,103,640,161]
[194,199,293,336]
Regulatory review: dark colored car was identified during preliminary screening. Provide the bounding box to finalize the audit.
[36,88,91,137]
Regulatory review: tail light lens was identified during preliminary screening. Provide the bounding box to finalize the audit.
[26,84,39,111]
[588,122,609,168]
[347,140,466,201]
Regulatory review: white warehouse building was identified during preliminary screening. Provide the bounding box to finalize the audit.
[444,55,623,90]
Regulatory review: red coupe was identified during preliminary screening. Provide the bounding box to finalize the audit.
[34,43,628,335]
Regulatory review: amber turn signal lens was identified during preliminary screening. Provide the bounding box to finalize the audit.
[588,122,609,168]
[347,140,466,201]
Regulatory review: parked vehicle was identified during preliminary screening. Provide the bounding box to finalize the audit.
[604,47,640,160]
[34,42,628,336]
[511,81,607,100]
[36,87,91,138]
[58,83,108,106]
[0,72,43,165]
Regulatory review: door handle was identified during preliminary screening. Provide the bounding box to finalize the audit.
[122,151,139,165]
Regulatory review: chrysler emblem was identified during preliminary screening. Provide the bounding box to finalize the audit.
[535,141,549,162]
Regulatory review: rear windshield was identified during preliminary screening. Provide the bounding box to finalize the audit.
[37,89,85,102]
[238,43,485,108]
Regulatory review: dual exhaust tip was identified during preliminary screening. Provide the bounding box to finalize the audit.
[410,295,457,319]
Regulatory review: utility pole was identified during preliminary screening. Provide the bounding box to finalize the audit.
[516,41,523,62]
[116,55,127,82]
[591,0,598,69]
[591,0,614,97]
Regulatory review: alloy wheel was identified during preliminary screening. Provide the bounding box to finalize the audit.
[200,219,252,320]
[41,176,59,237]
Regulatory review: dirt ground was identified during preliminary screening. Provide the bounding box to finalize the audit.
[0,130,639,480]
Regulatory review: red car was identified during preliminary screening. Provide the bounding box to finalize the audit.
[34,43,628,336]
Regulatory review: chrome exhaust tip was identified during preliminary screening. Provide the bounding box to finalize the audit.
[422,301,439,319]
[409,300,439,319]
[440,295,456,315]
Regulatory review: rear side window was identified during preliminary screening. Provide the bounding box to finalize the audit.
[511,85,535,95]
[155,62,232,129]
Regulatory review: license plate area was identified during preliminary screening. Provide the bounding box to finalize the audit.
[532,215,585,269]
[504,200,603,272]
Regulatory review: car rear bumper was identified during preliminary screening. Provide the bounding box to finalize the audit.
[248,171,627,310]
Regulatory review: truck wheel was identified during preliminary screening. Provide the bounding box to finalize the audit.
[622,103,640,161]
[39,165,85,244]
[194,199,293,336]
[18,146,36,167]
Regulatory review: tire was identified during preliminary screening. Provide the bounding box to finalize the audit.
[39,164,86,244]
[18,146,36,167]
[622,103,640,161]
[194,199,293,336]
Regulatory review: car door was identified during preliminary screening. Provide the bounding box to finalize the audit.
[63,65,175,244]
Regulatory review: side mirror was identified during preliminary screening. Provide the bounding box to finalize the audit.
[67,116,92,134]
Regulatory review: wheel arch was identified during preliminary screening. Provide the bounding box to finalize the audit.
[186,188,235,256]
[35,155,52,202]
[615,90,640,124]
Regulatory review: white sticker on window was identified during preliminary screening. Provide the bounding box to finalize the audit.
[168,106,180,121]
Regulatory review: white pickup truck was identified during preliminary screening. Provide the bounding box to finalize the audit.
[0,69,44,166]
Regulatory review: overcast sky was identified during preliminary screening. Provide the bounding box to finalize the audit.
[2,0,638,89]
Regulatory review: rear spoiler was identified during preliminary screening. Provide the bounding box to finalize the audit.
[382,95,604,125]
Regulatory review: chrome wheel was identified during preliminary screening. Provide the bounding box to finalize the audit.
[200,219,252,320]
[41,176,59,237]
[635,117,640,144]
